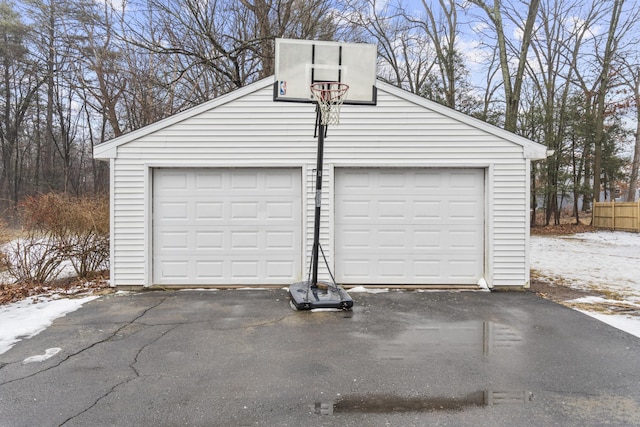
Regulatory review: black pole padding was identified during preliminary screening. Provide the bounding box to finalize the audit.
[311,122,325,287]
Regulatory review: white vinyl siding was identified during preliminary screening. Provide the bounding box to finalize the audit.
[102,78,540,288]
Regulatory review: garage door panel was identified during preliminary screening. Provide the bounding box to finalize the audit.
[415,260,441,279]
[449,230,482,249]
[449,260,482,279]
[266,202,295,220]
[155,255,300,283]
[159,261,189,278]
[156,231,189,250]
[195,231,223,249]
[266,230,296,249]
[414,230,442,249]
[156,171,188,191]
[230,172,258,190]
[414,201,442,219]
[336,168,484,285]
[153,168,301,285]
[378,230,407,249]
[339,224,477,254]
[194,171,223,190]
[340,230,371,249]
[414,172,441,188]
[156,202,189,221]
[339,199,476,224]
[449,169,483,188]
[195,202,224,220]
[196,261,224,278]
[448,201,482,219]
[266,171,296,189]
[378,260,405,278]
[265,260,297,278]
[230,202,259,219]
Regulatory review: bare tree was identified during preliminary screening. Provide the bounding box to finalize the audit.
[466,0,541,132]
[590,0,638,202]
[126,0,336,98]
[527,0,607,224]
[75,1,124,138]
[22,0,85,193]
[408,0,460,108]
[341,0,436,94]
[239,0,337,77]
[0,1,44,212]
[617,61,640,202]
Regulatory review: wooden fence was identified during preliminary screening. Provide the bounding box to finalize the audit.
[592,200,640,232]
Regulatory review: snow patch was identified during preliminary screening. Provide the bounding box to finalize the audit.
[477,278,490,291]
[0,295,98,355]
[347,286,389,294]
[23,347,62,364]
[575,310,640,339]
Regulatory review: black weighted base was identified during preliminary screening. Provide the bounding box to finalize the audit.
[289,281,353,310]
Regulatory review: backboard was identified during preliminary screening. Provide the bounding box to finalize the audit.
[274,38,377,105]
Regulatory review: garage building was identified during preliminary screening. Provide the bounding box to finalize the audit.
[93,77,547,289]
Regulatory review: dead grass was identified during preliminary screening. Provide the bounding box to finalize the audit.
[530,277,640,317]
[565,301,640,316]
[530,213,595,236]
[531,222,595,236]
[0,271,112,305]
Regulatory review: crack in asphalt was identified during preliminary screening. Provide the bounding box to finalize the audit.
[58,323,181,427]
[55,311,297,425]
[0,296,169,388]
[1,293,297,425]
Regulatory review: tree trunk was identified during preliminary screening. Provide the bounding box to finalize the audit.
[592,0,624,202]
[470,0,540,132]
[627,70,640,201]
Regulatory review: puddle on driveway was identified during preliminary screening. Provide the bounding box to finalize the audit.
[376,321,522,360]
[316,390,532,415]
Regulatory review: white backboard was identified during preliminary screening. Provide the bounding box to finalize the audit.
[274,38,377,105]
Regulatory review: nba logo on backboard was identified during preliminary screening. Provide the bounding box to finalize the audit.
[279,81,287,96]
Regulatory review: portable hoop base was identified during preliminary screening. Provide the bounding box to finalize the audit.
[289,281,354,311]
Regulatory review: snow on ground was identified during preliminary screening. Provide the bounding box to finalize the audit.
[531,230,640,339]
[0,295,98,355]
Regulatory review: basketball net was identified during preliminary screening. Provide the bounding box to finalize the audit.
[310,82,349,126]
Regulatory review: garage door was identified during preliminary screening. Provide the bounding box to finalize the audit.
[153,168,302,285]
[335,168,484,285]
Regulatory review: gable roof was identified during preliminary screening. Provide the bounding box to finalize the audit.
[94,76,548,160]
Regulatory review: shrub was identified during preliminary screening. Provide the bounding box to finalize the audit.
[5,193,110,284]
[5,233,67,284]
[63,196,110,278]
[0,219,11,273]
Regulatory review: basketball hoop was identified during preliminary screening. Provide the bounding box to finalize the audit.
[310,82,349,126]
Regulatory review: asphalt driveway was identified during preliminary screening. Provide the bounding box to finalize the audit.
[1,289,639,426]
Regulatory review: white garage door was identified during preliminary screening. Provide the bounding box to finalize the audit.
[153,168,302,285]
[335,168,484,285]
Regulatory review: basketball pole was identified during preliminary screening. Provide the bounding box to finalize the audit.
[310,115,325,287]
